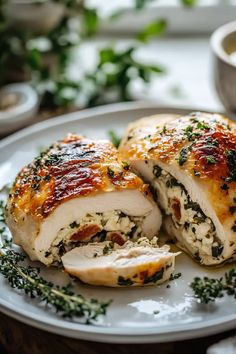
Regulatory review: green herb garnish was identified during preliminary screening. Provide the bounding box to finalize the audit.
[108,130,122,148]
[206,156,217,164]
[122,161,130,171]
[177,147,189,166]
[0,249,110,322]
[153,165,162,178]
[107,167,115,178]
[196,122,210,130]
[117,276,134,286]
[183,125,201,141]
[166,177,183,189]
[211,245,223,257]
[226,150,236,182]
[190,269,236,304]
[143,268,164,284]
[70,221,79,229]
[103,244,111,255]
[170,272,182,280]
[0,200,6,224]
[193,170,201,177]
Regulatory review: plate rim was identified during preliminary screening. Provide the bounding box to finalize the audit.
[0,101,234,343]
[0,101,217,149]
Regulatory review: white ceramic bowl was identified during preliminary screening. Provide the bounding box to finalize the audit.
[0,83,39,136]
[5,0,65,34]
[211,21,236,113]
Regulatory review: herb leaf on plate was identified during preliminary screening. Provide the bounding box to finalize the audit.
[191,269,236,304]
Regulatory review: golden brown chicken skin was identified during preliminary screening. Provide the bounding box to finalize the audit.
[9,134,147,219]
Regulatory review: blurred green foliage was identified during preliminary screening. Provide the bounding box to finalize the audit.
[0,0,196,109]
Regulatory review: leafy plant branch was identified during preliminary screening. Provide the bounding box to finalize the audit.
[0,0,196,108]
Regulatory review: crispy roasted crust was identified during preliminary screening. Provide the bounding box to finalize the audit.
[120,112,236,226]
[7,134,147,222]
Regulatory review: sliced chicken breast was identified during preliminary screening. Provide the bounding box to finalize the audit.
[6,134,161,265]
[62,240,179,287]
[119,112,236,265]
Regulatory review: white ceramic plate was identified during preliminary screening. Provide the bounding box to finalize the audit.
[0,102,236,344]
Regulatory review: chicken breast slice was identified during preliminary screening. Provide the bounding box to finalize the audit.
[119,112,236,265]
[6,134,162,265]
[62,241,179,287]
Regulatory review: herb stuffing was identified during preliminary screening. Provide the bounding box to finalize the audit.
[117,276,134,286]
[226,150,236,182]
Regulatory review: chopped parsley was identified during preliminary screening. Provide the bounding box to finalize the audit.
[44,153,63,167]
[184,201,201,212]
[232,222,236,232]
[162,126,167,134]
[190,269,236,304]
[221,183,229,191]
[170,272,182,280]
[107,167,115,178]
[196,122,210,130]
[122,161,130,171]
[183,125,201,141]
[70,221,79,228]
[103,244,111,255]
[153,165,162,178]
[211,245,223,257]
[229,206,236,215]
[0,200,6,223]
[226,150,236,182]
[193,170,201,177]
[177,147,189,166]
[206,155,217,164]
[166,178,183,188]
[117,276,134,286]
[143,268,164,284]
[97,230,106,242]
[144,134,151,140]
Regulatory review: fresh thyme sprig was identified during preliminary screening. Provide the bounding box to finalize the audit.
[0,197,110,323]
[0,248,110,323]
[190,270,236,304]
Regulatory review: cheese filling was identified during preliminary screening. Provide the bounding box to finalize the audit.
[152,165,223,261]
[46,210,144,263]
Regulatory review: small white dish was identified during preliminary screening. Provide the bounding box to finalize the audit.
[211,21,236,113]
[4,0,65,34]
[0,83,39,135]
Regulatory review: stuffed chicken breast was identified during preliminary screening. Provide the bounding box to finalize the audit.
[6,134,161,266]
[120,112,236,265]
[62,239,179,287]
